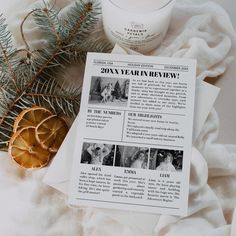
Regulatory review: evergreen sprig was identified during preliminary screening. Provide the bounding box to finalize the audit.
[0,0,112,149]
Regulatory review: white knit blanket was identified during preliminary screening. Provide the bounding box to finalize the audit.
[0,0,236,235]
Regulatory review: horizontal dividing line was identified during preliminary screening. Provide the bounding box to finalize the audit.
[92,64,188,72]
[88,107,125,112]
[76,198,180,210]
[84,138,184,149]
[126,109,185,117]
[93,59,189,68]
[87,107,186,117]
[93,59,185,67]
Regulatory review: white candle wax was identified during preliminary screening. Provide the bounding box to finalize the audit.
[102,0,175,53]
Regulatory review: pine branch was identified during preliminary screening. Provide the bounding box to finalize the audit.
[25,78,81,117]
[0,16,20,92]
[0,0,111,149]
[33,4,61,44]
[61,1,97,44]
[28,1,100,89]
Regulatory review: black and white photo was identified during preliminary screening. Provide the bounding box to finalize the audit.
[149,148,183,171]
[89,76,129,107]
[80,142,115,166]
[114,145,149,169]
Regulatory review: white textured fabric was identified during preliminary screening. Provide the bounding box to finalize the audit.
[0,0,236,235]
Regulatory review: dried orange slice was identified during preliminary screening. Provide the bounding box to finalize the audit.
[36,115,69,153]
[9,127,51,169]
[13,106,52,133]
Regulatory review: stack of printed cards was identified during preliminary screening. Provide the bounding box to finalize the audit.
[43,45,220,217]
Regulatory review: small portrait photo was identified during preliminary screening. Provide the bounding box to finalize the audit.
[80,142,115,166]
[88,76,130,107]
[149,149,183,172]
[114,146,149,169]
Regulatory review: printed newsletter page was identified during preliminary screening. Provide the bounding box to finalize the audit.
[68,52,196,216]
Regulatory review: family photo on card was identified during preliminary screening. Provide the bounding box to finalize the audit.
[89,76,130,107]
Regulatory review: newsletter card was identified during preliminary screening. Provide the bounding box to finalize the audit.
[68,53,196,216]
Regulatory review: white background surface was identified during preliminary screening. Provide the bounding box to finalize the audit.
[199,0,236,144]
[0,0,235,144]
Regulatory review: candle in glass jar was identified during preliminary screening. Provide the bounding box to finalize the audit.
[102,0,175,54]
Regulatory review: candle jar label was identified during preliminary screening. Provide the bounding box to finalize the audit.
[102,0,175,53]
